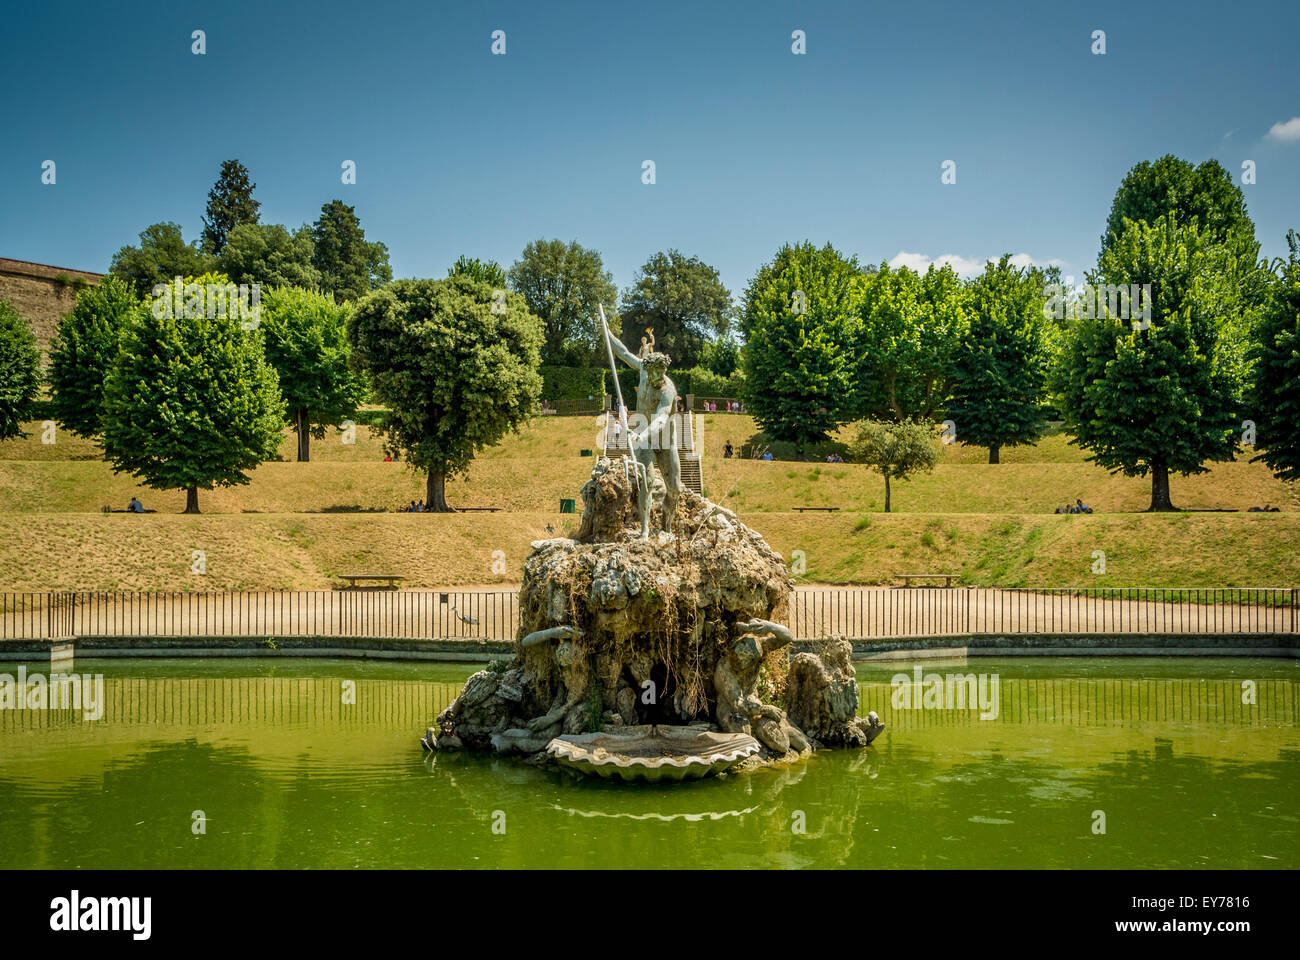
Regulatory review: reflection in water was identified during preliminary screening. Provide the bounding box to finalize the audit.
[0,657,1296,869]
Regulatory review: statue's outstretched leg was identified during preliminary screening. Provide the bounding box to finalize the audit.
[634,450,654,539]
[658,448,682,533]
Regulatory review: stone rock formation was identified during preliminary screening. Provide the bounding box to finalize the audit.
[426,456,884,768]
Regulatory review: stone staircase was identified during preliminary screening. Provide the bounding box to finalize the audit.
[602,411,703,495]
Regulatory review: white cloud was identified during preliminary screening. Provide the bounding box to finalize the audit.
[887,251,1063,278]
[1264,117,1300,142]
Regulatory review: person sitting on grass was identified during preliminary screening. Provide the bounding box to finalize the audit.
[723,441,733,458]
[128,496,144,513]
[1076,498,1092,514]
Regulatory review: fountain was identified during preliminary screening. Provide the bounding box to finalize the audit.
[420,325,883,778]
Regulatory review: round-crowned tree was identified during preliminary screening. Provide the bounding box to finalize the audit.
[48,275,140,439]
[259,286,366,461]
[0,300,42,441]
[101,272,285,513]
[346,274,543,511]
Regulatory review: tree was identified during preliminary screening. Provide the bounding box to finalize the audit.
[851,262,968,422]
[347,275,543,511]
[1102,156,1254,259]
[448,256,507,288]
[1247,230,1300,481]
[947,256,1052,463]
[311,200,392,302]
[847,419,940,513]
[101,272,285,513]
[201,159,261,254]
[1102,154,1270,319]
[0,301,42,441]
[110,222,212,297]
[259,286,367,461]
[216,222,320,289]
[740,242,860,450]
[48,275,139,439]
[507,239,618,366]
[700,336,740,378]
[1050,216,1245,511]
[619,250,733,370]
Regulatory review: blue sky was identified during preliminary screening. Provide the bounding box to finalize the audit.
[2,0,1297,299]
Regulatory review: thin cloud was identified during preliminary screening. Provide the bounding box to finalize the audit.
[1264,117,1300,143]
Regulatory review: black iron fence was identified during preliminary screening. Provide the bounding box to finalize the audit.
[1,586,1294,643]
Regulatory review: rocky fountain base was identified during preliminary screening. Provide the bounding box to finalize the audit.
[422,457,883,777]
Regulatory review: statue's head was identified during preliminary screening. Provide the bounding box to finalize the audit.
[643,351,671,387]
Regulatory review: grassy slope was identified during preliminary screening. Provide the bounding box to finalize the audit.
[1,415,1295,590]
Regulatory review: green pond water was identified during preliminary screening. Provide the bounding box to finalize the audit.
[0,656,1295,869]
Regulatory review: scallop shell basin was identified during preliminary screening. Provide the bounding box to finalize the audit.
[546,724,760,782]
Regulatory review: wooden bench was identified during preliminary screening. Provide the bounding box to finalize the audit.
[792,506,840,512]
[340,574,406,590]
[899,573,958,587]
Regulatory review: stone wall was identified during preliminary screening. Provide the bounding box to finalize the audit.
[0,258,105,362]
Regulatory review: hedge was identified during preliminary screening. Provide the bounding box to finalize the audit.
[540,366,606,402]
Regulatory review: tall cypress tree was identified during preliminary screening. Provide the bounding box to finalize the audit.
[201,160,261,255]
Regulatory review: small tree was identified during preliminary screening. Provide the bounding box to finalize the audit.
[48,276,139,439]
[346,275,543,511]
[0,301,42,441]
[947,256,1052,462]
[847,419,940,513]
[1248,230,1300,481]
[101,273,285,513]
[259,286,367,461]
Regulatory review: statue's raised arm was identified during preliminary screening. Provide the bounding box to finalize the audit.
[606,323,642,370]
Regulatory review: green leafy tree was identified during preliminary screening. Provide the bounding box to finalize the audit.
[507,239,618,366]
[700,336,740,378]
[259,286,367,461]
[851,262,968,422]
[847,419,940,513]
[448,256,507,288]
[109,222,212,297]
[740,242,860,451]
[312,200,392,302]
[1247,230,1300,481]
[346,275,543,511]
[48,276,139,438]
[1103,155,1270,315]
[1050,216,1245,511]
[1102,156,1254,259]
[0,301,42,440]
[101,272,285,513]
[216,222,320,289]
[201,159,261,254]
[947,256,1052,462]
[618,250,733,370]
